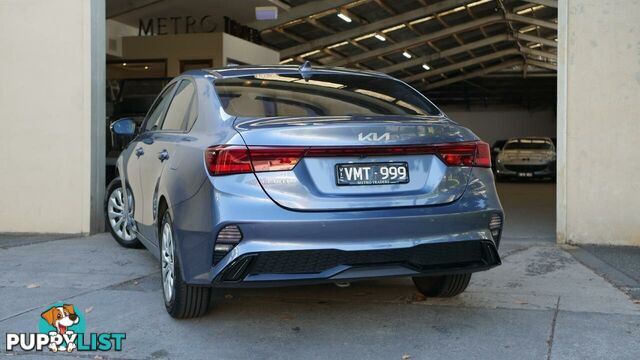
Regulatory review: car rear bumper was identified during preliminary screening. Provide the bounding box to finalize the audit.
[496,161,556,178]
[214,240,500,287]
[169,168,503,286]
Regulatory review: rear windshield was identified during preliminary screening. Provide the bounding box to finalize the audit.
[213,73,441,117]
[504,139,554,150]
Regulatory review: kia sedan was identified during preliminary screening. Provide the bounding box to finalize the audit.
[106,65,503,318]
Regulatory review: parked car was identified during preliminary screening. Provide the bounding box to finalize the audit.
[106,78,171,183]
[491,139,507,171]
[105,65,503,318]
[495,137,557,180]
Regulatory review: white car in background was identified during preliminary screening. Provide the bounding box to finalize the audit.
[495,137,556,180]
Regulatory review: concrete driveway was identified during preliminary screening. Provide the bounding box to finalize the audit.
[1,184,639,359]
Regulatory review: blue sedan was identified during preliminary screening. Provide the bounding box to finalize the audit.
[106,64,503,318]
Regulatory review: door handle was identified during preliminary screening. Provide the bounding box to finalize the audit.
[135,147,144,157]
[158,149,170,162]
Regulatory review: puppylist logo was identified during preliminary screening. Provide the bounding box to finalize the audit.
[5,303,125,353]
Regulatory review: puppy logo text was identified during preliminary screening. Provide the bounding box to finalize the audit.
[5,303,125,353]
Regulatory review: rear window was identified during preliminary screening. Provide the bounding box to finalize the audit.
[213,73,441,117]
[504,139,554,150]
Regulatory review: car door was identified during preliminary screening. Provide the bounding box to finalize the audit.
[125,81,177,238]
[137,79,197,243]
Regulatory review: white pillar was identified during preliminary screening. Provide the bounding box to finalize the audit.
[0,0,105,234]
[558,0,640,245]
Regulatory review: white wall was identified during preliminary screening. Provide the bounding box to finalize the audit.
[221,33,280,66]
[122,32,280,77]
[106,19,137,58]
[558,0,640,246]
[443,105,556,145]
[0,0,105,234]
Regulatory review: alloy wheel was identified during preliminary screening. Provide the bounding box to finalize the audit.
[161,222,175,303]
[107,187,136,241]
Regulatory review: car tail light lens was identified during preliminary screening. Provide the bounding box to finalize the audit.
[205,146,305,175]
[205,141,490,176]
[248,147,306,172]
[437,142,491,167]
[205,146,252,175]
[474,142,492,167]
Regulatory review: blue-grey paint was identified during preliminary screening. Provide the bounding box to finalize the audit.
[113,65,504,286]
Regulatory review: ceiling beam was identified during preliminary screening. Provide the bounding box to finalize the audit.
[483,73,556,78]
[268,0,291,11]
[248,0,356,31]
[377,34,511,74]
[421,60,524,90]
[505,13,557,30]
[526,59,557,71]
[515,33,557,47]
[403,48,521,83]
[521,47,557,60]
[524,0,558,8]
[331,14,504,66]
[280,0,472,58]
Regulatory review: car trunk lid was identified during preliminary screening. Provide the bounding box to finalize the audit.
[233,116,481,211]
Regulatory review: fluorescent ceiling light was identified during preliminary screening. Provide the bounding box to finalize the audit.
[439,6,466,17]
[327,41,349,49]
[374,33,386,41]
[468,0,492,7]
[255,6,278,20]
[409,16,433,26]
[382,24,406,33]
[402,51,412,59]
[518,25,537,33]
[299,49,321,58]
[354,33,376,42]
[422,64,431,71]
[516,5,544,15]
[279,58,294,64]
[337,13,352,23]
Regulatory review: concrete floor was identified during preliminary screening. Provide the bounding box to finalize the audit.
[1,183,639,359]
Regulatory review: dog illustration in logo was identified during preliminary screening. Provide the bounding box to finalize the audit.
[40,304,79,352]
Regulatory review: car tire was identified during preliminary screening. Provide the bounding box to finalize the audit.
[105,178,142,248]
[160,212,212,318]
[412,273,472,297]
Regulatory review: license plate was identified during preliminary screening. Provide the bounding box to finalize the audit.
[336,162,409,186]
[518,172,533,177]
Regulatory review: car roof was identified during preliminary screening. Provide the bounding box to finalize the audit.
[182,65,394,80]
[507,137,553,142]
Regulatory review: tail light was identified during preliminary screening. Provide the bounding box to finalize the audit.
[437,142,491,167]
[205,146,252,175]
[205,141,490,176]
[205,145,305,176]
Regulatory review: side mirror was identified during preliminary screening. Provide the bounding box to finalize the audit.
[110,118,137,137]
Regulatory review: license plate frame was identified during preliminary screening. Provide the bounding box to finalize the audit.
[335,162,410,186]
